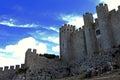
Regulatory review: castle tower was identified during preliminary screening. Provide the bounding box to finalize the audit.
[25,49,38,67]
[83,13,98,57]
[96,3,113,51]
[60,24,75,63]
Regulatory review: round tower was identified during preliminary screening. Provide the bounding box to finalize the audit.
[83,12,97,57]
[96,3,112,52]
[59,24,75,63]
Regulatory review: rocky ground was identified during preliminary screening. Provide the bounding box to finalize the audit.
[55,69,120,80]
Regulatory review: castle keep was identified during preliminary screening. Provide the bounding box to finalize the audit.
[0,3,120,80]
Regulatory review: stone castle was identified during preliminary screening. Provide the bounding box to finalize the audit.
[60,3,120,63]
[0,3,120,80]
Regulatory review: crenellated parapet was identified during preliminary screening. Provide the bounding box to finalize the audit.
[71,27,84,35]
[109,5,120,16]
[83,12,92,17]
[83,12,94,29]
[60,24,84,36]
[60,24,75,32]
[25,48,40,67]
[0,64,25,72]
[96,3,108,9]
[96,3,109,19]
[26,48,37,54]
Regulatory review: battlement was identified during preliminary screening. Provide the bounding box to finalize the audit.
[109,9,116,15]
[26,48,37,54]
[83,12,94,27]
[96,3,108,8]
[71,28,84,38]
[84,12,92,16]
[0,64,25,72]
[83,12,93,19]
[73,27,83,33]
[96,3,109,18]
[60,24,75,32]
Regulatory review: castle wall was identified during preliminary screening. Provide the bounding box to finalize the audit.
[83,13,98,57]
[96,4,114,51]
[1,3,120,80]
[70,28,86,62]
[60,24,75,63]
[0,64,25,80]
[25,54,68,80]
[109,8,120,46]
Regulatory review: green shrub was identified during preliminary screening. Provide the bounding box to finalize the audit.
[17,67,28,74]
[94,50,100,56]
[39,53,59,59]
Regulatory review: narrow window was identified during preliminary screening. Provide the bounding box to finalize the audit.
[96,30,100,35]
[67,29,69,31]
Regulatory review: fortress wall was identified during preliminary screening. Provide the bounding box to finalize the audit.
[0,64,25,72]
[89,25,98,53]
[70,28,86,62]
[117,6,120,45]
[95,19,102,52]
[109,9,118,46]
[60,24,75,62]
[96,3,114,51]
[83,12,97,57]
[109,7,120,46]
[1,3,120,80]
[0,64,25,80]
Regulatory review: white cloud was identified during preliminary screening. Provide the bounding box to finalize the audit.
[30,30,59,44]
[49,27,59,32]
[0,37,47,67]
[18,24,38,28]
[42,26,59,33]
[0,56,22,67]
[99,0,120,10]
[0,18,38,28]
[93,13,97,19]
[60,13,99,28]
[60,14,84,28]
[42,36,59,44]
[52,45,59,52]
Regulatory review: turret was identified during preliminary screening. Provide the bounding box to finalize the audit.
[83,12,93,27]
[60,24,75,63]
[96,3,109,19]
[83,12,98,57]
[96,3,113,51]
[60,24,75,32]
[25,48,38,67]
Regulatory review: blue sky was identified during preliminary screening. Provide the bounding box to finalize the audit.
[0,0,119,67]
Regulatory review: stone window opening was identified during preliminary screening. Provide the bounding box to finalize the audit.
[96,29,101,35]
[67,28,69,31]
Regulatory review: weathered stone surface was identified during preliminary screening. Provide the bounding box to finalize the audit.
[1,3,120,80]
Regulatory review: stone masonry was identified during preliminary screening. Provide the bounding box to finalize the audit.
[0,3,120,80]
